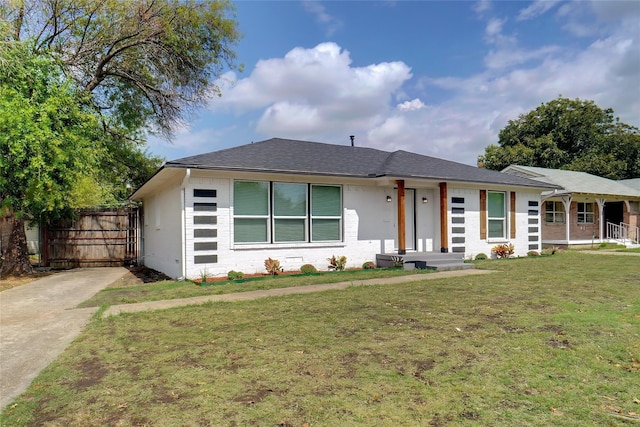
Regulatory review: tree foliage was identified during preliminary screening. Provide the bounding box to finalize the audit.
[478,97,640,179]
[0,0,240,276]
[0,43,101,218]
[3,0,241,139]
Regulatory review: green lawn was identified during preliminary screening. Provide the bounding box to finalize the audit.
[2,252,639,426]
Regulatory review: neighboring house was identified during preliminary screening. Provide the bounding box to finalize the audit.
[130,138,554,279]
[502,166,640,247]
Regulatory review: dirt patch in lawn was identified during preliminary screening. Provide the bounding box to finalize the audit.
[0,270,56,292]
[106,266,172,288]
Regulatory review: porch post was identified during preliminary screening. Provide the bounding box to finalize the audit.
[397,179,406,255]
[439,182,448,252]
[561,195,572,245]
[596,198,606,241]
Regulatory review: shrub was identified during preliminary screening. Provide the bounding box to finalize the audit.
[300,264,317,274]
[362,261,376,269]
[264,258,281,275]
[199,268,209,284]
[527,251,540,257]
[475,253,488,261]
[491,243,515,259]
[327,255,347,271]
[227,270,244,280]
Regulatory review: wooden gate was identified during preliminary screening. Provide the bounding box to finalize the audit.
[42,207,140,268]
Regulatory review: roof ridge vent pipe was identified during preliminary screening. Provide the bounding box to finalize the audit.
[350,135,355,147]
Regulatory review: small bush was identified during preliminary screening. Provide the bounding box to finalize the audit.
[362,261,376,269]
[300,264,317,274]
[264,258,281,275]
[475,253,488,261]
[527,251,540,257]
[491,243,515,259]
[327,255,347,271]
[227,270,244,280]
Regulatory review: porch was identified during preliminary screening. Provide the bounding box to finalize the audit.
[542,221,640,249]
[376,252,473,271]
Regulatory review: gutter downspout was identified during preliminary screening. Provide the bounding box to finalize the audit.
[180,168,191,280]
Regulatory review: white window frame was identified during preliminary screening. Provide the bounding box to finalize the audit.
[487,191,506,240]
[233,180,343,245]
[272,182,308,243]
[577,202,594,224]
[233,180,270,244]
[310,184,343,242]
[545,201,565,224]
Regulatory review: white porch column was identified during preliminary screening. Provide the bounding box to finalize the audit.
[596,198,606,242]
[561,195,572,244]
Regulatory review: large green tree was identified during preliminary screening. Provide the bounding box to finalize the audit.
[0,0,240,276]
[0,43,104,275]
[478,97,640,179]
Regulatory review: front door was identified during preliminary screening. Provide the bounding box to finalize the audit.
[394,188,415,251]
[604,201,624,238]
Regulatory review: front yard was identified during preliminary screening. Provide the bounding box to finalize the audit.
[2,252,639,426]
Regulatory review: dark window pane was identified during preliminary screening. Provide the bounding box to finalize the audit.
[194,189,217,198]
[194,203,217,212]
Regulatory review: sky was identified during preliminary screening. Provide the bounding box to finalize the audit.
[147,0,640,166]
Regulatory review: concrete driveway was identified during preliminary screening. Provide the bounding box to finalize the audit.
[0,267,128,411]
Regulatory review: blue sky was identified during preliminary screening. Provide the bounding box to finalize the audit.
[148,0,640,166]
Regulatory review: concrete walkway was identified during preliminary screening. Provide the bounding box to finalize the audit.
[0,267,128,411]
[102,269,494,317]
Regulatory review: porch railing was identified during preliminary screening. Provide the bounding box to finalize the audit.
[607,222,639,244]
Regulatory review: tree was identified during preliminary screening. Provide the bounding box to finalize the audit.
[0,0,240,276]
[1,43,103,275]
[4,0,241,139]
[478,97,640,179]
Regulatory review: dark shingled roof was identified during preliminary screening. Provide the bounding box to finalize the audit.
[166,138,554,188]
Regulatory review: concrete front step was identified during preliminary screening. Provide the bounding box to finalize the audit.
[376,252,472,271]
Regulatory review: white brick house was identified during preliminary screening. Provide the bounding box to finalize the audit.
[130,138,554,279]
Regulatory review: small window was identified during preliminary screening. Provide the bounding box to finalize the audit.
[528,201,539,207]
[194,255,217,264]
[194,242,217,251]
[488,191,506,239]
[452,207,465,214]
[194,189,217,198]
[545,201,565,224]
[577,202,594,224]
[194,229,217,238]
[451,197,465,204]
[194,203,217,212]
[194,216,216,225]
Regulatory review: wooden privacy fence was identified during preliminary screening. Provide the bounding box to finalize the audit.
[42,207,140,268]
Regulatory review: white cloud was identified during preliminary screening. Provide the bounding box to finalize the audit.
[517,0,561,21]
[473,0,492,15]
[397,99,425,112]
[212,42,412,141]
[203,6,638,166]
[302,0,342,36]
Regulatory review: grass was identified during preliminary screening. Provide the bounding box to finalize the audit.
[78,268,435,308]
[617,247,640,253]
[2,252,639,426]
